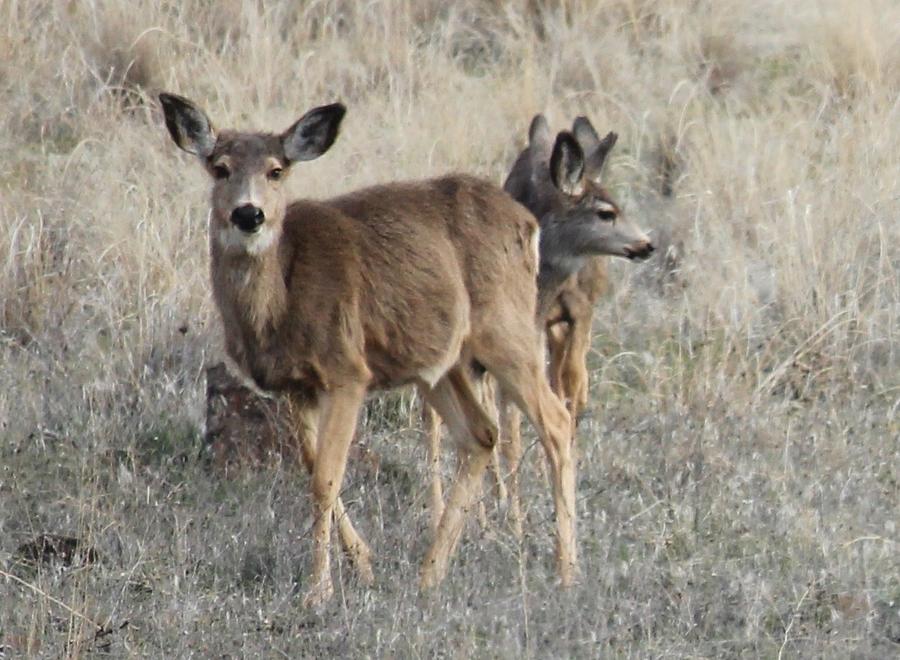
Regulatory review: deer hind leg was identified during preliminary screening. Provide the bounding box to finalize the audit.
[287,395,374,586]
[477,337,578,587]
[427,375,503,537]
[422,402,445,535]
[302,381,368,608]
[419,365,497,590]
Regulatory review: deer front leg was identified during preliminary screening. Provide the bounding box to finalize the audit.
[287,394,374,586]
[303,381,368,608]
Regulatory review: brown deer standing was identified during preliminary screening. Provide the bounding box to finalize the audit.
[426,115,654,537]
[159,93,576,607]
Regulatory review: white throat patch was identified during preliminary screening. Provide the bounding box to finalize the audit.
[215,223,278,256]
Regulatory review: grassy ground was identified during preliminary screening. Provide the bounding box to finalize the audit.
[1,0,898,656]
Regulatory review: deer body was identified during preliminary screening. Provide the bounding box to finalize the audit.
[160,93,575,606]
[213,181,518,395]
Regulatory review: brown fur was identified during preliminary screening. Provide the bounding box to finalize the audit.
[213,176,540,396]
[160,93,577,606]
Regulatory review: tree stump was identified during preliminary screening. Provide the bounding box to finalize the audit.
[204,362,380,476]
[204,362,300,472]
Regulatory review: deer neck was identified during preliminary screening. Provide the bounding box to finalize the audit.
[211,234,288,350]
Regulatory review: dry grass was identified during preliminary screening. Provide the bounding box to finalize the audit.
[1,0,898,656]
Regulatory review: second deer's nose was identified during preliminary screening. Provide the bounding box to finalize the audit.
[627,241,655,260]
[231,204,265,232]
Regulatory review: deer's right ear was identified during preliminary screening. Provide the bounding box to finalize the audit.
[159,93,216,159]
[282,103,346,163]
[550,132,585,197]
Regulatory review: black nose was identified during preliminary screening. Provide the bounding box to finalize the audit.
[626,242,655,260]
[231,205,264,233]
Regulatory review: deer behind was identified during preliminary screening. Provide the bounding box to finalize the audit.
[159,93,577,607]
[507,114,653,414]
[426,116,654,538]
[484,114,655,535]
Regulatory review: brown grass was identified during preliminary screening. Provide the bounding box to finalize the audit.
[1,0,898,656]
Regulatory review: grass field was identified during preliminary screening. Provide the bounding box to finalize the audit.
[1,0,898,656]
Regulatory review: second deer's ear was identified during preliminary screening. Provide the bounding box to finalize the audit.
[159,93,217,159]
[574,116,617,181]
[282,103,346,163]
[529,114,552,149]
[550,132,585,196]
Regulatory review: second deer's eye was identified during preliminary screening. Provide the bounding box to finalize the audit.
[212,164,230,180]
[267,167,283,181]
[598,209,616,221]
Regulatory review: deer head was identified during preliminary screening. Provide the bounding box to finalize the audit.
[159,93,345,256]
[542,118,654,266]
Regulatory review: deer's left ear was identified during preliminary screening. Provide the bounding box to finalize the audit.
[159,93,217,159]
[282,103,346,163]
[550,131,585,197]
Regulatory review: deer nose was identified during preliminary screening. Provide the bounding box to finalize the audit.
[231,204,265,233]
[627,241,655,260]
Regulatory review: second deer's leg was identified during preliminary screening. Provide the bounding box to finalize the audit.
[497,393,524,539]
[287,394,374,586]
[479,376,508,508]
[302,382,368,608]
[419,365,497,590]
[560,310,595,419]
[547,323,570,403]
[422,402,445,535]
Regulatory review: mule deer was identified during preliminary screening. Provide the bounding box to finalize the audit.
[159,93,576,606]
[517,114,653,416]
[426,115,653,537]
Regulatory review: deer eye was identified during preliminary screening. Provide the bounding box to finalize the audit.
[212,164,230,180]
[597,209,616,221]
[267,167,284,181]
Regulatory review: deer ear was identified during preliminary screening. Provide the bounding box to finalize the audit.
[572,116,601,153]
[159,93,216,159]
[528,114,552,149]
[574,116,617,181]
[282,103,346,163]
[550,131,585,196]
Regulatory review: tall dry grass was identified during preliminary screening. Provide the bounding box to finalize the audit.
[1,0,898,656]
